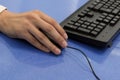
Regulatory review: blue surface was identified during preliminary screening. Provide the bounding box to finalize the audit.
[0,0,120,80]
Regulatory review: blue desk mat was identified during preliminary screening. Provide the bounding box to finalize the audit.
[0,0,120,80]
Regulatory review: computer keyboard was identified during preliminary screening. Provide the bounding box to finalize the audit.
[60,0,120,47]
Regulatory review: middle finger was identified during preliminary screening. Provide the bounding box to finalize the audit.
[34,17,67,48]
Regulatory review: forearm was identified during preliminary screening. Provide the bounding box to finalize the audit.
[0,5,7,32]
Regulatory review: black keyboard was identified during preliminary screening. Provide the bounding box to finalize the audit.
[60,0,120,47]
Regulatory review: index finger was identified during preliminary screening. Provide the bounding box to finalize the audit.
[34,10,68,40]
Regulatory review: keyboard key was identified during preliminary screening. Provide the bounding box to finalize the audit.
[97,17,104,22]
[106,16,112,20]
[91,31,98,36]
[94,28,101,32]
[110,21,116,26]
[87,26,94,30]
[77,20,84,24]
[88,5,95,9]
[81,24,88,28]
[115,16,120,20]
[64,25,77,30]
[78,13,85,17]
[99,23,106,27]
[103,19,110,23]
[91,23,97,27]
[85,8,91,12]
[77,27,90,34]
[94,3,104,10]
[84,21,91,25]
[71,16,79,22]
[68,21,74,25]
[74,23,81,26]
[97,25,104,29]
[86,12,94,17]
[112,9,119,14]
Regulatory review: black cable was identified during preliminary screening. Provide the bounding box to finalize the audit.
[67,46,100,80]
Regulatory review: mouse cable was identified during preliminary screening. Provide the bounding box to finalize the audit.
[67,46,100,80]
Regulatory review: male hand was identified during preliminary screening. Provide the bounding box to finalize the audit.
[0,10,68,55]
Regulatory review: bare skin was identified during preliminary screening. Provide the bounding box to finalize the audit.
[0,10,68,55]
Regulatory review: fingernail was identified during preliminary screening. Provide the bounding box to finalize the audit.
[62,41,68,48]
[64,33,68,40]
[55,48,61,55]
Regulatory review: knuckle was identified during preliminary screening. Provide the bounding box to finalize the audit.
[55,37,64,45]
[23,18,29,23]
[18,31,28,38]
[23,19,31,28]
[16,28,25,34]
[58,38,64,43]
[26,12,38,19]
[23,33,34,43]
[38,34,46,41]
[33,10,42,15]
[51,46,58,52]
[46,25,54,32]
[50,19,57,25]
[30,38,37,45]
[14,26,29,38]
[33,10,40,13]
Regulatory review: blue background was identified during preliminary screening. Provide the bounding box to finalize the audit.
[0,0,120,80]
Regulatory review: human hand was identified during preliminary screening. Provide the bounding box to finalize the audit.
[0,10,68,55]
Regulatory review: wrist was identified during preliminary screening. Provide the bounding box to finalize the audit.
[0,5,7,14]
[0,10,10,32]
